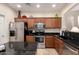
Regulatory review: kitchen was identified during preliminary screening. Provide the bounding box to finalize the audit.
[0,3,79,55]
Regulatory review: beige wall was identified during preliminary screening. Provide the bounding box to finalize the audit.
[22,12,61,17]
[61,3,77,30]
[0,4,16,43]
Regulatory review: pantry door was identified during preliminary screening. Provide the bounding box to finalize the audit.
[0,15,5,44]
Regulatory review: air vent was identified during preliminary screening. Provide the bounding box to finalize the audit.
[25,3,31,7]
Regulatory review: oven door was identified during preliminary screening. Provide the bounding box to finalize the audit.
[35,36,44,43]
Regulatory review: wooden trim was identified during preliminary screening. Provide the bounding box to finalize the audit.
[15,17,61,19]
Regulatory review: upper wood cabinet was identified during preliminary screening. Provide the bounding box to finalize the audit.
[25,17,61,29]
[27,19,35,29]
[52,18,61,28]
[34,18,45,23]
[45,17,61,28]
[45,19,52,28]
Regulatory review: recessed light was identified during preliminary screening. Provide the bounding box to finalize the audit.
[36,4,40,8]
[52,4,56,7]
[17,4,21,8]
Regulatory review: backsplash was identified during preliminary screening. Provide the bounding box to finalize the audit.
[45,29,60,33]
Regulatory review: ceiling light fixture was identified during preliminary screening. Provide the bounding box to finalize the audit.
[17,4,21,8]
[36,4,40,8]
[52,4,56,7]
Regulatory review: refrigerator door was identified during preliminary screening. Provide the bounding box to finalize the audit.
[15,22,24,42]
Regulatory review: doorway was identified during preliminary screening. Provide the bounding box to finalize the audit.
[0,15,5,44]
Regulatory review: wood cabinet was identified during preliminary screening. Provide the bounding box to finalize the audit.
[34,19,45,23]
[54,37,64,55]
[52,18,61,28]
[45,35,64,55]
[45,36,54,48]
[15,17,61,29]
[45,19,52,28]
[34,19,40,23]
[26,36,35,43]
[45,17,61,28]
[26,17,61,29]
[27,19,35,29]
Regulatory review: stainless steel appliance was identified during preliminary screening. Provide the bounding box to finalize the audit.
[34,23,45,30]
[9,22,16,42]
[35,36,45,48]
[34,23,45,48]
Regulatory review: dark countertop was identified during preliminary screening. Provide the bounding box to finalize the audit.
[25,31,79,50]
[56,35,79,49]
[0,42,37,55]
[25,33,60,36]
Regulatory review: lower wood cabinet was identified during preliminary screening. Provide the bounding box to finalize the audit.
[26,36,35,43]
[54,37,64,55]
[45,36,64,55]
[45,36,54,48]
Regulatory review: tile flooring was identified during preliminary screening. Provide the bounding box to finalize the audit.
[36,48,58,55]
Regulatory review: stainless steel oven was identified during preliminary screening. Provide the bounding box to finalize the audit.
[34,23,45,48]
[35,36,44,43]
[35,36,45,48]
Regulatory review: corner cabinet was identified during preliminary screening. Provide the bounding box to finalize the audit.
[54,36,64,55]
[45,35,64,55]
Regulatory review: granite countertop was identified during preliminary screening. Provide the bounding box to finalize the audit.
[26,32,60,36]
[56,35,79,49]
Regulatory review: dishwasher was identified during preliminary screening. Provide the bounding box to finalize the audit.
[63,43,79,55]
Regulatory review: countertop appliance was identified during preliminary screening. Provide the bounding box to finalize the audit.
[34,23,45,48]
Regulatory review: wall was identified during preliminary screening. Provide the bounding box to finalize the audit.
[62,12,74,30]
[0,4,16,43]
[61,3,77,31]
[21,12,61,17]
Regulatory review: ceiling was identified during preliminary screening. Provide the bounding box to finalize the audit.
[6,3,70,13]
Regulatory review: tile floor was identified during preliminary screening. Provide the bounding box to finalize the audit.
[36,48,58,55]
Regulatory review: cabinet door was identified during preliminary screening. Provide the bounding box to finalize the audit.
[26,36,35,43]
[45,36,54,48]
[40,19,45,23]
[58,43,64,54]
[34,19,40,23]
[28,19,35,29]
[55,37,64,55]
[52,18,61,28]
[55,41,59,53]
[45,19,52,28]
[55,19,61,28]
